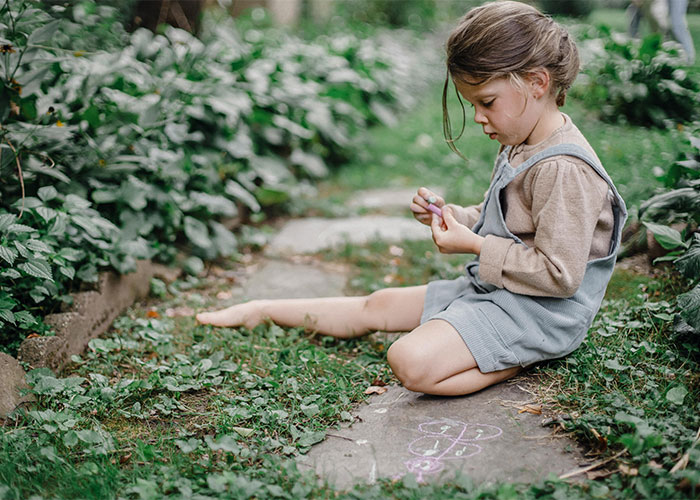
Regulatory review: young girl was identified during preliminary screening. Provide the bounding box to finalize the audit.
[197,1,627,397]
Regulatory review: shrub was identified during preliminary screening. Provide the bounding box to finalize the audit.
[633,124,700,332]
[573,26,700,127]
[0,0,433,354]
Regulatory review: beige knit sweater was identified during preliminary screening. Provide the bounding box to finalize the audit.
[452,114,615,298]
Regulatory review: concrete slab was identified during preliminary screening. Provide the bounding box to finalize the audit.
[241,260,348,300]
[265,216,431,256]
[298,383,583,490]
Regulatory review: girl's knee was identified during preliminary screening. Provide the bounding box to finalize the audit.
[386,338,431,392]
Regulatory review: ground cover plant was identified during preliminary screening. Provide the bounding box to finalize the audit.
[1,4,699,499]
[0,0,433,355]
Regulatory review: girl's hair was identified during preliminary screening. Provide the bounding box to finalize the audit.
[442,1,580,155]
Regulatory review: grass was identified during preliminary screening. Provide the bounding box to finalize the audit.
[1,7,700,500]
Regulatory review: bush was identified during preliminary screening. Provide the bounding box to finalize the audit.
[573,26,700,127]
[0,0,434,354]
[631,123,700,332]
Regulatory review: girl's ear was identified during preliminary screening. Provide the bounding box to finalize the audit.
[526,68,551,99]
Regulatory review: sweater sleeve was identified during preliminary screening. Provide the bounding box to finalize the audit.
[478,158,609,298]
[451,202,483,229]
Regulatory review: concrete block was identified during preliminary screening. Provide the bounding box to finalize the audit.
[17,259,155,371]
[0,353,32,418]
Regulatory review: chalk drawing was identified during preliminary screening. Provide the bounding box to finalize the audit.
[402,418,503,482]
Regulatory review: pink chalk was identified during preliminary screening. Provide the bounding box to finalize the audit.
[427,203,442,217]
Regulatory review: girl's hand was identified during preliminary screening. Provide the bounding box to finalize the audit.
[430,206,484,255]
[411,187,444,226]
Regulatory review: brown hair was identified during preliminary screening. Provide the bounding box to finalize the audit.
[442,1,580,155]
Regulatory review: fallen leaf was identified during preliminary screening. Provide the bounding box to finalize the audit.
[517,404,542,415]
[619,464,638,476]
[120,452,132,464]
[364,386,388,395]
[26,333,40,339]
[216,291,232,300]
[371,378,387,387]
[586,469,614,480]
[389,245,404,256]
[146,310,160,318]
[233,427,255,437]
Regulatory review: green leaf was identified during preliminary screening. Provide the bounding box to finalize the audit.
[28,20,61,45]
[0,214,16,232]
[666,385,688,405]
[36,206,57,222]
[37,186,58,202]
[0,309,16,325]
[8,223,36,234]
[642,222,685,250]
[300,403,320,417]
[183,256,204,276]
[183,216,211,249]
[25,239,53,254]
[59,266,76,280]
[0,245,18,265]
[225,180,261,213]
[677,284,700,332]
[205,435,240,454]
[18,259,53,281]
[297,430,325,447]
[674,234,700,279]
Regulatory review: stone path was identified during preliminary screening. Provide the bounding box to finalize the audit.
[223,188,586,488]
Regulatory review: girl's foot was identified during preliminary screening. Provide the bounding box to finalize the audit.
[195,300,266,328]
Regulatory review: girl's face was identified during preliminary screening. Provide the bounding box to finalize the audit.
[454,75,549,146]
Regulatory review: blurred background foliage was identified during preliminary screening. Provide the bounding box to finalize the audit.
[0,0,698,354]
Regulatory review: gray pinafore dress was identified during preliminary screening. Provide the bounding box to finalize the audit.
[421,143,628,373]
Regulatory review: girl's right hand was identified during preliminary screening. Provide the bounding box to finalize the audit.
[411,187,445,226]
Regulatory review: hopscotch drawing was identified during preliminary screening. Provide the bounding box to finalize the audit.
[402,418,503,482]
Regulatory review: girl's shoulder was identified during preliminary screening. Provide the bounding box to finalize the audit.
[510,114,601,169]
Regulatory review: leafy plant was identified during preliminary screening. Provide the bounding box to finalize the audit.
[629,125,700,332]
[573,26,700,127]
[0,0,433,354]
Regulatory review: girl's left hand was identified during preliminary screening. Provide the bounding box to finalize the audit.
[430,206,484,255]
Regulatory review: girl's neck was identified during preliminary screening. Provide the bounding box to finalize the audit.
[524,107,565,146]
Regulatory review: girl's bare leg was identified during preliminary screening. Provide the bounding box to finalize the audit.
[387,319,520,396]
[196,285,427,339]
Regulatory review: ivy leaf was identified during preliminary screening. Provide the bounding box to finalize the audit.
[677,284,700,332]
[0,245,18,265]
[666,385,688,405]
[18,259,54,281]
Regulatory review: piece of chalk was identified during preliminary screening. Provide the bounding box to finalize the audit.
[427,196,437,204]
[427,203,442,217]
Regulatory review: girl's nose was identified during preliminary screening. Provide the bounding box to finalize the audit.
[473,109,487,125]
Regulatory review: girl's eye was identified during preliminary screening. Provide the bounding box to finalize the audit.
[482,100,494,108]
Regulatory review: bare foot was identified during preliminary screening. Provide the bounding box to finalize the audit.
[195,300,267,328]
